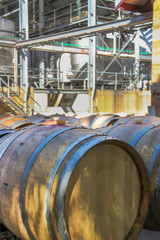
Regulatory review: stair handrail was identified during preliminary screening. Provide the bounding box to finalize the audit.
[0,77,30,113]
[0,77,34,115]
[6,74,41,113]
[0,70,41,114]
[0,91,26,115]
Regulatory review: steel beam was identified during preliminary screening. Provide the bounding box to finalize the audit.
[0,39,16,47]
[30,44,151,61]
[34,88,88,94]
[39,58,45,88]
[1,8,19,18]
[32,0,36,30]
[39,0,44,35]
[14,46,18,86]
[88,0,96,113]
[134,29,140,82]
[19,0,29,114]
[16,12,152,48]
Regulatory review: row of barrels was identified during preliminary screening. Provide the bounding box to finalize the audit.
[1,112,160,130]
[0,113,159,239]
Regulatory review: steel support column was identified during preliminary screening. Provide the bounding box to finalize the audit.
[39,58,45,88]
[151,0,160,116]
[88,0,96,113]
[135,29,140,83]
[19,0,29,113]
[33,0,36,30]
[14,46,18,86]
[39,0,44,35]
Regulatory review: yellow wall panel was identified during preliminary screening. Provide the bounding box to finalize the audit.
[94,90,151,115]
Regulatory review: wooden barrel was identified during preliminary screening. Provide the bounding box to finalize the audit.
[75,114,98,128]
[0,115,33,130]
[23,115,48,124]
[48,114,65,118]
[0,125,148,240]
[113,116,160,126]
[41,119,66,126]
[90,115,120,129]
[100,117,120,128]
[0,124,15,138]
[58,116,78,123]
[97,123,160,230]
[48,114,78,123]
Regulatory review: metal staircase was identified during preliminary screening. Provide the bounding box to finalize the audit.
[0,75,41,115]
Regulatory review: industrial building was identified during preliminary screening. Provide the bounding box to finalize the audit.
[0,0,160,240]
[0,0,153,116]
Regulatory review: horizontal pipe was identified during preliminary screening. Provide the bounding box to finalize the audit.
[30,44,151,60]
[16,12,152,48]
[1,8,19,18]
[0,39,16,47]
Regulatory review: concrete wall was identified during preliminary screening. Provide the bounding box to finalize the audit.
[34,90,151,115]
[34,92,89,114]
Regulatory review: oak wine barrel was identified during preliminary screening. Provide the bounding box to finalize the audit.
[0,125,149,240]
[23,115,49,124]
[0,124,15,138]
[0,115,33,130]
[90,115,120,129]
[97,123,160,230]
[75,114,98,128]
[113,116,160,126]
[59,116,78,123]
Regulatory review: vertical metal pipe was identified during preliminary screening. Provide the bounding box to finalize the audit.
[39,0,44,35]
[54,10,56,27]
[88,0,96,114]
[7,76,10,98]
[39,57,45,88]
[135,30,140,83]
[19,0,29,114]
[14,46,18,86]
[70,4,73,23]
[115,72,117,91]
[33,0,36,30]
[113,32,117,55]
[76,0,81,26]
[57,58,60,89]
